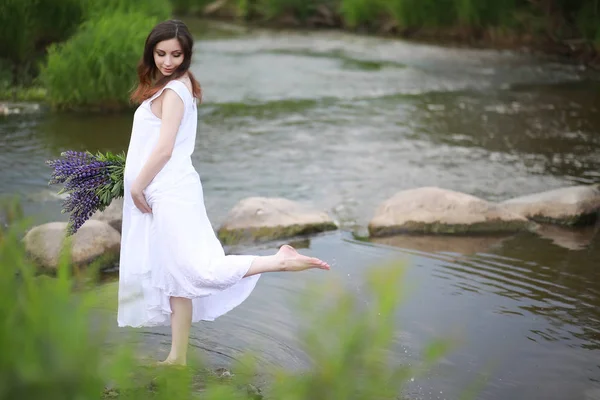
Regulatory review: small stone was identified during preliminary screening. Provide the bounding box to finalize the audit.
[212,367,234,379]
[247,383,263,399]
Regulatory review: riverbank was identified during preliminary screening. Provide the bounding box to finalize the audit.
[176,0,600,68]
[222,19,599,67]
[0,87,47,109]
[2,13,598,106]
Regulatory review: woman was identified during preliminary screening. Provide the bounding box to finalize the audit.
[118,19,330,366]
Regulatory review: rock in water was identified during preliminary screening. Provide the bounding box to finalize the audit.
[501,185,600,226]
[91,197,124,232]
[368,187,531,237]
[23,220,120,271]
[217,197,337,245]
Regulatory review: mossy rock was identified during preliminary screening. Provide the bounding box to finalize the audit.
[501,185,600,226]
[217,197,338,245]
[23,220,120,272]
[368,187,532,237]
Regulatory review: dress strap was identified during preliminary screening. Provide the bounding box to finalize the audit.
[149,79,195,109]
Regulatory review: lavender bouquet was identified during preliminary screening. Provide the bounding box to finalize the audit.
[47,150,125,235]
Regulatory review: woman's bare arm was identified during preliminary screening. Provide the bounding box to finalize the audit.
[131,89,185,212]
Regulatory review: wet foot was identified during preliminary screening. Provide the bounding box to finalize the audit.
[276,244,330,272]
[156,358,187,367]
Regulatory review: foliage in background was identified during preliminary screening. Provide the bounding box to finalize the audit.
[3,0,599,104]
[40,12,160,111]
[385,0,453,29]
[0,0,84,88]
[0,198,453,399]
[0,0,171,102]
[255,0,322,23]
[81,0,171,21]
[174,0,600,48]
[570,0,600,41]
[339,0,387,29]
[171,0,214,15]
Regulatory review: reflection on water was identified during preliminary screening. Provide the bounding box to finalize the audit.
[409,80,600,189]
[2,21,600,400]
[104,230,600,400]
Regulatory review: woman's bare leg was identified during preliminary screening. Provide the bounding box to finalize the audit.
[159,245,329,366]
[244,244,330,277]
[159,296,193,366]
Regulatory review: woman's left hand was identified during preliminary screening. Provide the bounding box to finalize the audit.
[131,183,152,214]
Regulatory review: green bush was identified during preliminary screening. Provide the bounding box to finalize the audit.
[339,0,387,29]
[0,197,451,399]
[170,0,214,15]
[574,0,600,42]
[0,0,84,87]
[255,0,321,22]
[386,0,455,28]
[82,0,171,21]
[0,0,170,91]
[454,0,520,28]
[0,200,111,399]
[339,0,524,31]
[40,12,160,111]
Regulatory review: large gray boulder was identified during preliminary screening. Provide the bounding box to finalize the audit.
[23,220,121,271]
[501,185,600,226]
[368,187,531,237]
[217,197,337,245]
[91,197,124,232]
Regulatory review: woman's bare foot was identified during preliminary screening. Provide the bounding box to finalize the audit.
[156,358,187,367]
[244,244,331,277]
[275,245,330,272]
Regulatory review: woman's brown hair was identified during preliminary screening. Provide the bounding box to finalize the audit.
[130,19,202,104]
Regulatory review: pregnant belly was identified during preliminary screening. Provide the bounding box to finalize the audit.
[144,169,202,206]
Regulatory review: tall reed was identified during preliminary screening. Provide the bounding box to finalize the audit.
[255,0,320,22]
[0,0,84,87]
[40,12,161,111]
[81,0,172,20]
[338,0,386,29]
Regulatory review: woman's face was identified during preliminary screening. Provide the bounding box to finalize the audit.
[153,38,184,77]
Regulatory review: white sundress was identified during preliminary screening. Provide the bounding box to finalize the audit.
[117,79,260,328]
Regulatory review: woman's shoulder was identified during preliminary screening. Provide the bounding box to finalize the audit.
[170,75,193,98]
[163,76,195,107]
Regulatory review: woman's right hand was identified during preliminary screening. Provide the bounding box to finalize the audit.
[131,183,152,214]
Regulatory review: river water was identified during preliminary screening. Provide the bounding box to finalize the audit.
[1,20,599,400]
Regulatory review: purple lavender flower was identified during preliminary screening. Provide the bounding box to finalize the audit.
[46,150,125,235]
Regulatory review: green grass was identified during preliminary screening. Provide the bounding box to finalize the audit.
[0,86,47,102]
